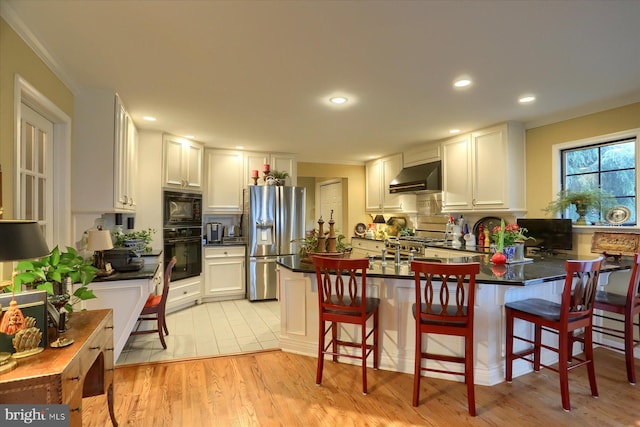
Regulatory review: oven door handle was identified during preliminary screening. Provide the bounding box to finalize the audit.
[165,237,201,244]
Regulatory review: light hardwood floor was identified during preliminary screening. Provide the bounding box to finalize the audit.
[83,347,638,426]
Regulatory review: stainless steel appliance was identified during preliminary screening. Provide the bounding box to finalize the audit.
[163,226,202,281]
[244,186,305,301]
[206,222,223,243]
[164,191,202,226]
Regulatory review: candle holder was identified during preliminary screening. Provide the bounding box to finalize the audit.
[252,177,258,185]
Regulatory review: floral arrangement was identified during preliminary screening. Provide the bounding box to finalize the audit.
[491,221,533,250]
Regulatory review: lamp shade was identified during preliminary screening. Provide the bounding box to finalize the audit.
[373,215,386,224]
[86,230,114,251]
[0,220,50,262]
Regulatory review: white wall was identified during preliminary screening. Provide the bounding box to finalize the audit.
[135,130,164,251]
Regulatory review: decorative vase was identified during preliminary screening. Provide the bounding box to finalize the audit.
[575,204,588,225]
[513,242,525,261]
[502,245,516,262]
[491,251,506,265]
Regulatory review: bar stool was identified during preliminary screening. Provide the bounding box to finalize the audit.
[505,257,603,412]
[411,261,480,416]
[312,256,380,395]
[575,253,640,384]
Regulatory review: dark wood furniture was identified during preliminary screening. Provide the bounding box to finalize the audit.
[505,257,603,411]
[411,261,480,416]
[587,253,640,384]
[131,256,176,349]
[313,256,380,395]
[0,309,117,426]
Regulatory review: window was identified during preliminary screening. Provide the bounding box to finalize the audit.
[560,136,636,225]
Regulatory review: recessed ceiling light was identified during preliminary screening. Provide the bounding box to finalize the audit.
[453,79,472,88]
[519,95,536,104]
[449,129,461,134]
[330,97,348,104]
[185,135,195,139]
[143,116,156,121]
[235,146,244,150]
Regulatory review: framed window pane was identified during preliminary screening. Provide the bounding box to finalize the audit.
[601,141,634,171]
[565,147,598,175]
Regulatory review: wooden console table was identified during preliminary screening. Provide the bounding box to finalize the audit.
[0,309,117,427]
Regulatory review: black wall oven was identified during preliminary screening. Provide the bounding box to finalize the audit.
[163,191,203,282]
[163,226,202,282]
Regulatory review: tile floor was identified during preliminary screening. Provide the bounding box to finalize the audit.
[116,299,280,365]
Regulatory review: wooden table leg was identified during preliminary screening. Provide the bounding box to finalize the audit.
[107,383,118,427]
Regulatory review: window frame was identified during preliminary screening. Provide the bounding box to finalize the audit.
[551,128,640,231]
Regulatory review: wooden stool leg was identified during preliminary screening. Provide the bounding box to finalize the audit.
[412,330,422,406]
[625,313,637,384]
[316,319,325,385]
[533,324,542,372]
[465,333,476,416]
[505,309,514,382]
[331,322,338,362]
[107,383,118,427]
[361,321,368,395]
[158,317,167,349]
[558,330,571,411]
[584,326,599,397]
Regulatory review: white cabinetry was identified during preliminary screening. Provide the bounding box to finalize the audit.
[403,142,441,167]
[204,149,244,213]
[203,246,245,301]
[163,135,203,190]
[73,90,138,213]
[442,122,525,213]
[366,153,408,212]
[166,275,202,314]
[244,152,297,186]
[350,238,387,258]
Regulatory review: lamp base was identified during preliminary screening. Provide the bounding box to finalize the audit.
[0,352,17,374]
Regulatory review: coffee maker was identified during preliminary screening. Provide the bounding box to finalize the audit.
[206,222,223,243]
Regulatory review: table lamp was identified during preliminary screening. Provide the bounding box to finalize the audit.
[86,229,114,273]
[0,220,51,373]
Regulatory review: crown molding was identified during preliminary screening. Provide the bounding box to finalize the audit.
[1,1,80,94]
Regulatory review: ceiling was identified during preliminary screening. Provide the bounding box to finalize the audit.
[3,0,640,164]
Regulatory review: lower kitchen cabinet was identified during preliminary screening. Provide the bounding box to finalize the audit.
[203,245,246,301]
[350,237,387,258]
[166,275,202,313]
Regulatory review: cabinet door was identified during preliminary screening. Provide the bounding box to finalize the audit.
[114,99,129,208]
[163,136,186,188]
[471,126,507,209]
[244,152,270,186]
[442,135,473,211]
[125,115,138,209]
[365,159,382,211]
[381,154,403,210]
[204,247,245,298]
[204,150,243,213]
[184,142,203,190]
[270,154,297,186]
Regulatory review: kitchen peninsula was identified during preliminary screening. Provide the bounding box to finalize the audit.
[276,253,629,386]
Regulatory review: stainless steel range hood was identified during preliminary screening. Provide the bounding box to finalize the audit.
[389,161,442,194]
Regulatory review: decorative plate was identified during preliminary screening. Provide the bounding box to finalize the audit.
[354,223,367,237]
[605,206,631,225]
[472,216,502,239]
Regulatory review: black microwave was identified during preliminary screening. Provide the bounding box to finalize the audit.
[163,191,202,226]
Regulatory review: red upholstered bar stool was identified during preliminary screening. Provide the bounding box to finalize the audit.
[410,261,480,416]
[580,253,640,384]
[312,256,380,395]
[505,256,603,412]
[131,256,177,349]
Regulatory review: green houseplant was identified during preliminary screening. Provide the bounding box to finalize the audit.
[12,246,98,313]
[113,228,156,253]
[267,170,289,185]
[544,189,615,225]
[293,229,351,260]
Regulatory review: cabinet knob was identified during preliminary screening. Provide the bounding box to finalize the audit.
[70,376,80,381]
[105,325,114,330]
[70,406,81,412]
[90,346,100,350]
[183,291,187,295]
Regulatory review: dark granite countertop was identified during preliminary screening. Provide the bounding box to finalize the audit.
[276,254,630,286]
[93,260,160,282]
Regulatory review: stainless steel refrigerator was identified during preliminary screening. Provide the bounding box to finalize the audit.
[244,186,306,301]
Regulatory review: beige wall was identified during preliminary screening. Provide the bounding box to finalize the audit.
[0,17,74,220]
[298,162,369,241]
[525,101,640,254]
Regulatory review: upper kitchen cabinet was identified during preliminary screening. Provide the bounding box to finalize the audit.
[204,149,244,213]
[244,152,297,186]
[366,153,412,212]
[442,122,525,213]
[403,142,441,167]
[73,90,138,213]
[163,135,203,191]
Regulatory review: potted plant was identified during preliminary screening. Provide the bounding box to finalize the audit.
[113,228,156,253]
[544,188,615,225]
[267,170,289,185]
[12,246,98,313]
[293,230,351,261]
